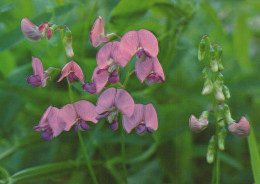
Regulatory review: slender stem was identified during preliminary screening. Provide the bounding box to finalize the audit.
[77,131,98,184]
[59,29,98,184]
[122,63,130,88]
[120,114,127,184]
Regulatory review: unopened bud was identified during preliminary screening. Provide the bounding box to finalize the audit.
[107,111,117,124]
[214,80,225,103]
[223,85,230,99]
[63,30,74,59]
[189,114,208,133]
[202,78,214,96]
[201,68,209,79]
[218,128,227,150]
[214,45,224,71]
[228,116,250,138]
[198,38,206,61]
[207,136,215,164]
[210,46,218,72]
[223,104,235,125]
[216,106,225,127]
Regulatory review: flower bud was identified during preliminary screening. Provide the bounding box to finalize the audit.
[223,85,230,99]
[107,111,117,124]
[201,68,209,79]
[189,114,208,133]
[228,116,250,138]
[214,80,225,103]
[202,78,214,96]
[63,30,74,59]
[198,38,206,61]
[218,127,227,150]
[207,136,215,164]
[210,46,218,72]
[214,44,224,71]
[223,104,235,124]
[216,106,225,127]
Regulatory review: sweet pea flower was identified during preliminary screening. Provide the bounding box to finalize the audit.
[122,104,158,134]
[96,88,135,130]
[189,114,208,133]
[21,18,52,42]
[90,16,108,47]
[228,116,250,138]
[60,100,98,132]
[135,57,165,85]
[82,66,109,94]
[33,106,66,141]
[57,61,84,84]
[120,29,159,61]
[27,57,49,87]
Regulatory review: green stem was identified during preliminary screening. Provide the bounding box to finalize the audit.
[77,131,98,184]
[120,114,127,184]
[122,63,130,88]
[59,29,98,184]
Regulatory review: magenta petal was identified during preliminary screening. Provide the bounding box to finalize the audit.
[21,18,42,42]
[57,61,84,83]
[74,100,98,123]
[60,104,77,131]
[138,29,159,57]
[144,104,158,130]
[96,42,113,69]
[92,67,109,94]
[120,31,139,59]
[115,89,135,117]
[122,104,144,134]
[152,57,165,81]
[32,57,44,80]
[46,107,66,137]
[96,87,116,114]
[38,106,53,127]
[135,57,153,83]
[89,16,108,47]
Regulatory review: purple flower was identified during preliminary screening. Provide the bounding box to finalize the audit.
[21,18,52,42]
[33,106,66,141]
[120,29,159,61]
[60,100,98,132]
[57,61,84,84]
[228,116,250,138]
[135,57,165,85]
[122,104,158,134]
[96,88,135,130]
[89,16,108,47]
[27,57,49,87]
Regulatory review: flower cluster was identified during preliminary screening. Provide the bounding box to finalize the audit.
[21,17,164,140]
[189,35,250,164]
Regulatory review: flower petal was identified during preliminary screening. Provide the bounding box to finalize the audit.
[59,104,77,131]
[152,57,165,81]
[122,104,144,133]
[120,30,139,60]
[26,75,42,87]
[96,42,113,69]
[38,106,53,127]
[111,41,129,68]
[32,57,44,80]
[144,104,158,130]
[138,29,158,57]
[92,67,109,94]
[73,100,98,123]
[135,57,153,83]
[57,61,84,83]
[21,18,42,42]
[115,89,135,117]
[46,107,66,137]
[89,16,108,47]
[96,87,116,114]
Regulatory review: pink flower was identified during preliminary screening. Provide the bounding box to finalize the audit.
[82,66,109,94]
[120,29,159,61]
[60,100,98,132]
[228,116,250,138]
[89,16,108,47]
[33,106,66,141]
[135,57,165,85]
[189,115,208,133]
[96,88,135,130]
[57,61,84,84]
[26,57,49,87]
[21,18,52,42]
[122,104,158,134]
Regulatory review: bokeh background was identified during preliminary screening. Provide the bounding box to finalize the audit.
[0,0,260,183]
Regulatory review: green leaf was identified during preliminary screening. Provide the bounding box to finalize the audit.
[248,124,260,183]
[0,50,16,78]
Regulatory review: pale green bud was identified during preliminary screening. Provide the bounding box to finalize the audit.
[207,136,215,164]
[218,128,227,151]
[107,111,117,124]
[202,78,214,96]
[210,46,218,72]
[198,38,206,62]
[223,85,230,99]
[63,30,74,59]
[223,104,235,125]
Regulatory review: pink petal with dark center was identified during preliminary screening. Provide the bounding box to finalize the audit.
[144,104,158,130]
[32,57,44,80]
[138,29,159,57]
[57,61,84,83]
[122,104,144,134]
[135,57,153,83]
[115,89,135,117]
[96,87,116,114]
[21,18,42,42]
[89,16,108,47]
[74,100,98,123]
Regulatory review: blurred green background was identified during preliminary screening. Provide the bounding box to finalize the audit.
[0,0,260,183]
